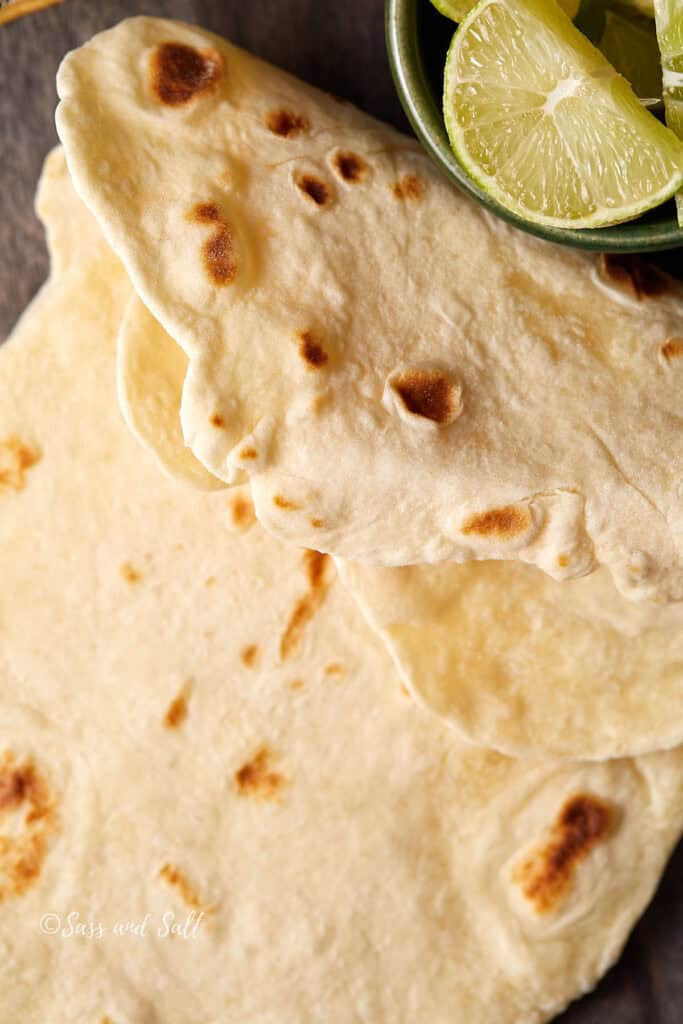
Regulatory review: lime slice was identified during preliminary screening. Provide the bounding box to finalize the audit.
[599,8,663,105]
[443,0,683,228]
[654,0,683,222]
[430,0,579,23]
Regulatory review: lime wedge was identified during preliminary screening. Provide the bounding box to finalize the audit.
[654,0,683,223]
[443,0,683,228]
[599,8,663,105]
[430,0,579,22]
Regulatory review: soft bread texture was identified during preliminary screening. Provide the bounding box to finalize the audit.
[117,295,224,490]
[55,17,683,604]
[3,149,683,1024]
[338,557,683,759]
[121,291,683,762]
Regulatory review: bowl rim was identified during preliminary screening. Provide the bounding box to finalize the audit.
[385,0,683,253]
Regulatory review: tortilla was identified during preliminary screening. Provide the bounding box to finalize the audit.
[118,292,683,763]
[3,149,683,1024]
[117,294,224,490]
[117,304,683,763]
[55,16,683,604]
[337,556,683,759]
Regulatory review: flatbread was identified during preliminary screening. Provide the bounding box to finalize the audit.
[117,298,683,764]
[119,287,683,763]
[338,557,683,759]
[56,16,683,604]
[117,294,224,490]
[3,149,683,1024]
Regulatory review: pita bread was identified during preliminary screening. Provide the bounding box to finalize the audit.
[55,16,683,604]
[3,148,683,1024]
[338,556,683,759]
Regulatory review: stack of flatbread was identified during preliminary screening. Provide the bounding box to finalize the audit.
[2,16,682,1022]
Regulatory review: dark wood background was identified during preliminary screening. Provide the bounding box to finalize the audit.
[1,2,682,1021]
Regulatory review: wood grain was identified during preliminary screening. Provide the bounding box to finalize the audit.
[0,3,682,1022]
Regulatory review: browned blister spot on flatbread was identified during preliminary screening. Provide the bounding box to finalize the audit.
[235,746,284,800]
[0,751,59,903]
[210,413,225,428]
[333,151,368,183]
[0,761,31,813]
[241,644,260,669]
[661,338,683,362]
[599,254,669,300]
[238,446,258,460]
[0,436,40,493]
[557,554,569,568]
[289,679,305,692]
[150,42,222,107]
[310,517,324,529]
[304,549,328,588]
[296,174,331,207]
[512,793,613,913]
[392,370,461,425]
[194,202,220,222]
[280,552,332,660]
[266,109,310,137]
[189,203,237,286]
[121,562,142,584]
[164,685,190,729]
[273,494,301,511]
[229,492,256,530]
[310,393,330,416]
[159,862,202,909]
[298,330,328,369]
[392,174,425,200]
[461,505,531,539]
[204,232,236,283]
[324,662,344,677]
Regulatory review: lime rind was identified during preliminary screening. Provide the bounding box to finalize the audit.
[654,0,683,224]
[428,0,472,22]
[429,0,579,22]
[443,0,683,229]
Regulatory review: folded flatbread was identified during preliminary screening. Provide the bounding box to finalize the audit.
[338,556,683,759]
[3,148,683,1024]
[119,288,683,760]
[117,293,683,760]
[117,293,222,491]
[55,16,683,604]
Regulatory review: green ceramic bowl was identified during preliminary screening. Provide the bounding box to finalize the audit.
[386,0,683,252]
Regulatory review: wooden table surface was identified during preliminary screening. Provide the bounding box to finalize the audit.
[1,3,682,1021]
